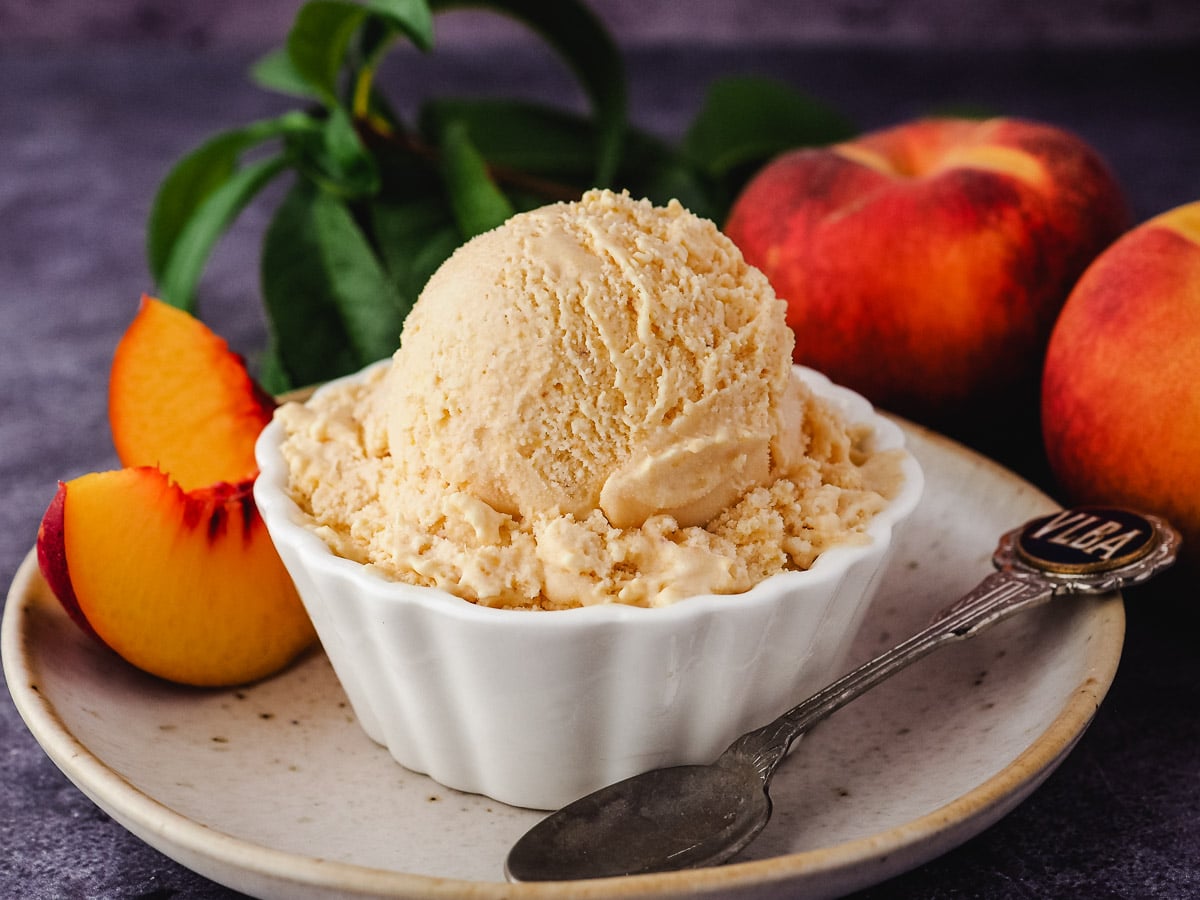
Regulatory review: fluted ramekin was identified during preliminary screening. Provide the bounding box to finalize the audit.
[254,365,923,810]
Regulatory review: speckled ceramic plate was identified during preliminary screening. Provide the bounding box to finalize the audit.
[3,421,1124,900]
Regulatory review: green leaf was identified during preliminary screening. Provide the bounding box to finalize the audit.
[365,0,434,50]
[257,340,293,395]
[683,76,856,177]
[327,106,380,190]
[419,98,595,180]
[286,0,434,105]
[147,113,308,283]
[286,1,371,105]
[285,106,381,198]
[156,154,289,314]
[438,119,514,238]
[432,0,626,186]
[369,196,460,302]
[261,179,408,388]
[250,47,320,99]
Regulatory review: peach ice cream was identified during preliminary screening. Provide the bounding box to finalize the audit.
[276,189,899,608]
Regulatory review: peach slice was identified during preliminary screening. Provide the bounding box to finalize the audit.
[37,295,314,686]
[109,296,275,490]
[37,468,315,687]
[36,485,100,643]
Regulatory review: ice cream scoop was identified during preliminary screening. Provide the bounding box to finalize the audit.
[277,189,899,609]
[381,188,804,529]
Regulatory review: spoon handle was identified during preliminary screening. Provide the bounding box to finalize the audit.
[725,505,1180,784]
[726,569,1053,781]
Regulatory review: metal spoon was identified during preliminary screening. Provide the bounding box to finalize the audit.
[505,507,1180,882]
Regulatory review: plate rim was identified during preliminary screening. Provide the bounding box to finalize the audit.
[2,421,1126,899]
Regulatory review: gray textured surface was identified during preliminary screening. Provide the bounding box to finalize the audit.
[3,35,1200,899]
[3,0,1200,48]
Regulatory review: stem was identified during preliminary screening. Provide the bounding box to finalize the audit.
[351,66,376,122]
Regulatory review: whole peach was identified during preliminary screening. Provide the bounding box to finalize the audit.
[725,117,1129,431]
[1042,201,1200,560]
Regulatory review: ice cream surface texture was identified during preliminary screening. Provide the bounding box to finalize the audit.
[277,189,899,608]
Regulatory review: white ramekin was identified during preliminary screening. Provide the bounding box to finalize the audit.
[254,365,924,810]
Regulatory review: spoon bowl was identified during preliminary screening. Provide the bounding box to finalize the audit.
[506,758,771,881]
